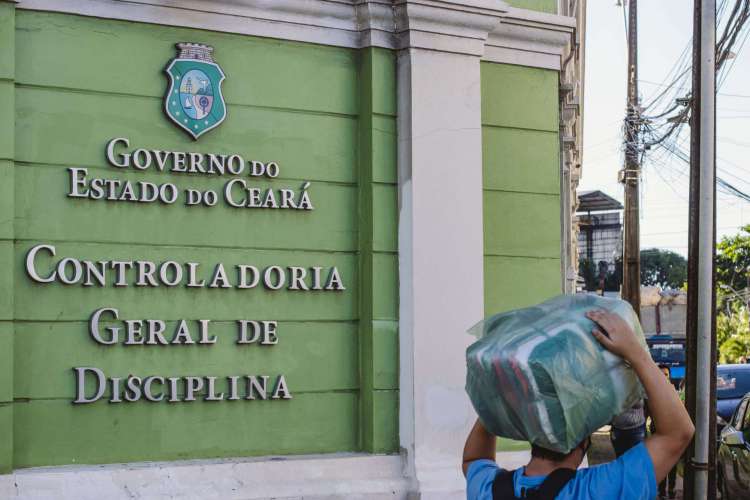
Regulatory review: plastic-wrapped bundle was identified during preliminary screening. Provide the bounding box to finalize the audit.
[465,294,647,453]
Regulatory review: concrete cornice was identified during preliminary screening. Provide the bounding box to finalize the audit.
[394,0,507,56]
[15,0,373,48]
[484,7,575,69]
[16,0,574,68]
[356,1,399,49]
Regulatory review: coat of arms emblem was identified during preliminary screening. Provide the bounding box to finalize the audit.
[164,43,227,140]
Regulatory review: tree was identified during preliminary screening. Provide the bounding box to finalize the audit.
[718,302,750,364]
[640,248,687,289]
[716,226,750,363]
[716,224,750,294]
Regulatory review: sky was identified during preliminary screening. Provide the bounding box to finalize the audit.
[580,0,750,257]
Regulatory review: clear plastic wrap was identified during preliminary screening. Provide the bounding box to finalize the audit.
[465,294,647,453]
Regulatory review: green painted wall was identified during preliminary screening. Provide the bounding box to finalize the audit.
[481,62,562,316]
[0,0,15,475]
[357,49,400,453]
[504,0,558,14]
[480,61,562,454]
[2,9,398,471]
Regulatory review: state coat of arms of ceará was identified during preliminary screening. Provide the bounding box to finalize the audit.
[164,43,226,140]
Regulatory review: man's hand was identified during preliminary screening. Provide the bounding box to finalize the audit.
[586,309,646,362]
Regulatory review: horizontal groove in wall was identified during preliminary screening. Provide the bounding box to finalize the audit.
[484,253,561,260]
[15,82,359,120]
[482,187,560,196]
[13,160,361,188]
[481,123,558,134]
[6,238,359,255]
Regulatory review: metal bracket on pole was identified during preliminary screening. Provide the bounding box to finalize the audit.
[618,168,640,184]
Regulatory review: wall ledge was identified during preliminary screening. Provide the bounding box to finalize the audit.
[16,0,575,68]
[484,7,575,70]
[0,453,410,500]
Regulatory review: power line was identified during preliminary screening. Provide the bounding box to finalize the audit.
[640,79,750,98]
[641,225,748,236]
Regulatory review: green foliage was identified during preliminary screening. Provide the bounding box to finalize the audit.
[717,226,750,363]
[717,224,750,293]
[718,303,750,364]
[640,248,687,290]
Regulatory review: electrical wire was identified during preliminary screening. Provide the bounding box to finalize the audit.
[626,0,750,205]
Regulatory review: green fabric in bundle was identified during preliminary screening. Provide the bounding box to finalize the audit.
[465,294,647,453]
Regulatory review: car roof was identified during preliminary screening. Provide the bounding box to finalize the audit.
[718,364,750,371]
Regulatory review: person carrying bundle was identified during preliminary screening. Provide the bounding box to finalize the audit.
[462,307,694,499]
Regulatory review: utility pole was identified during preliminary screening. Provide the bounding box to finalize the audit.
[684,0,717,498]
[621,0,641,315]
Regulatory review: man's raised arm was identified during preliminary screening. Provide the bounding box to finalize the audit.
[462,419,496,476]
[587,310,695,483]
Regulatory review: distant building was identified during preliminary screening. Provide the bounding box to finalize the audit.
[576,190,623,274]
[641,288,687,384]
[640,288,687,337]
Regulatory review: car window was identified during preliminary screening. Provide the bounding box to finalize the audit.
[718,369,750,399]
[734,399,749,429]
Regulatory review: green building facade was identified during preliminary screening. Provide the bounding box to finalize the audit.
[0,0,584,498]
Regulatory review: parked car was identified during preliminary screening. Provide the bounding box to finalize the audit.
[718,365,750,423]
[718,392,750,499]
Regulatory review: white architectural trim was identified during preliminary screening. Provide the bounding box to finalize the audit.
[394,0,506,55]
[559,0,586,293]
[396,2,497,493]
[16,0,371,49]
[484,7,575,70]
[397,45,486,498]
[16,0,575,69]
[0,453,410,500]
[15,0,507,54]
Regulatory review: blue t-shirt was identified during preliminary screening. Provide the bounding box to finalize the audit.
[466,442,656,499]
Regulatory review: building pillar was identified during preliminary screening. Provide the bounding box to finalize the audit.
[395,2,506,497]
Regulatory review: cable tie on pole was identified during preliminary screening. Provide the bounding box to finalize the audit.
[689,458,710,471]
